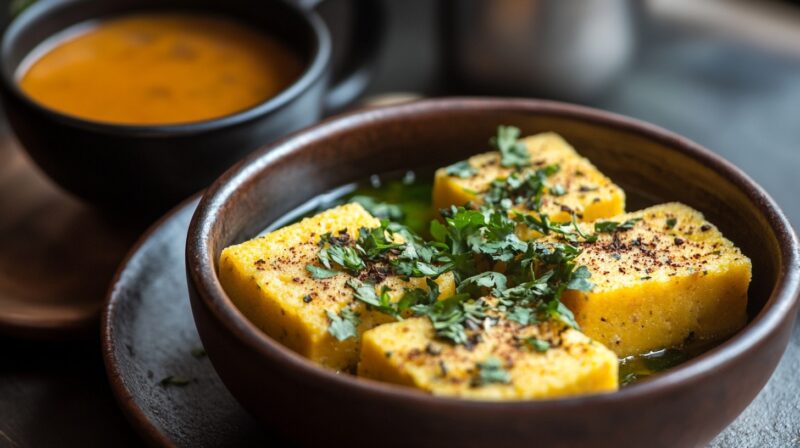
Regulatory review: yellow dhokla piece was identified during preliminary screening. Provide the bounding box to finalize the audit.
[432,132,625,222]
[560,203,751,357]
[219,203,455,372]
[358,312,618,400]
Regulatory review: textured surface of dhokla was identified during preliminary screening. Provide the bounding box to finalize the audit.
[358,310,618,400]
[432,132,625,222]
[561,203,751,357]
[219,203,455,371]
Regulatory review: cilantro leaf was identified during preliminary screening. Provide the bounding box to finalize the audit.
[446,160,477,179]
[525,337,550,352]
[570,213,597,243]
[473,357,511,386]
[430,219,447,242]
[347,278,381,307]
[617,218,642,230]
[326,245,365,273]
[347,278,402,318]
[326,308,360,341]
[550,183,566,196]
[566,265,594,292]
[457,272,508,297]
[484,166,559,212]
[593,221,618,233]
[506,306,532,325]
[491,126,529,168]
[547,300,579,329]
[412,294,481,345]
[594,218,642,234]
[306,264,338,279]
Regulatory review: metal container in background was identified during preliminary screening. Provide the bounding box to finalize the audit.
[441,0,639,101]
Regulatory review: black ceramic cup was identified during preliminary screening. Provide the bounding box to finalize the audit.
[0,0,382,214]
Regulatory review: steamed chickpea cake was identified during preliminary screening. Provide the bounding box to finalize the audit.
[18,14,303,125]
[219,127,751,400]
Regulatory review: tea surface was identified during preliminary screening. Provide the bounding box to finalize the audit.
[19,14,303,125]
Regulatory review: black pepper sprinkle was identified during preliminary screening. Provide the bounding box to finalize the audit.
[425,343,442,356]
[700,224,711,232]
[303,295,313,303]
[439,360,449,377]
[674,237,685,246]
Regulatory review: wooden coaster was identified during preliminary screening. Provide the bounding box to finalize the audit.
[0,127,141,338]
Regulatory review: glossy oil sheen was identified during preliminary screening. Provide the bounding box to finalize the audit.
[18,14,303,125]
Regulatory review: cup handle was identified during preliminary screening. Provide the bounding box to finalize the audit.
[298,0,385,112]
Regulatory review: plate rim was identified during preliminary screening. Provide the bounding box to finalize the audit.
[101,195,200,448]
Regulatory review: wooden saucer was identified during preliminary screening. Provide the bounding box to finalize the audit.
[0,126,141,338]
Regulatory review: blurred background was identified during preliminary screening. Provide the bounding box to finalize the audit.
[1,0,799,446]
[363,0,800,225]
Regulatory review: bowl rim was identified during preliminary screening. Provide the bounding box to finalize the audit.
[0,0,331,136]
[187,97,800,409]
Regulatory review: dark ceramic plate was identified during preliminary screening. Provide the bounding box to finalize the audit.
[102,197,282,447]
[102,187,800,447]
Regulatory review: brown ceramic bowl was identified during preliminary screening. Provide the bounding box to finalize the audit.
[186,98,800,448]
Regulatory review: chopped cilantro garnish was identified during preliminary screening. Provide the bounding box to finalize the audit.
[525,337,551,352]
[306,264,338,279]
[473,357,511,386]
[312,231,367,275]
[411,293,482,344]
[347,278,404,319]
[568,213,598,243]
[566,265,594,292]
[305,126,597,349]
[484,166,559,211]
[506,306,533,325]
[446,160,477,179]
[547,300,580,329]
[326,308,360,341]
[327,244,365,273]
[666,217,677,229]
[491,126,530,168]
[457,272,508,297]
[594,218,642,234]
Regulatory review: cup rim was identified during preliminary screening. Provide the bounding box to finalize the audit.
[187,97,800,409]
[0,0,331,136]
